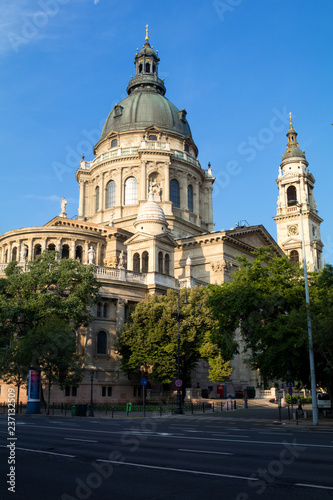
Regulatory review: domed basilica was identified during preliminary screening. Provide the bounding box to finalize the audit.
[0,28,323,403]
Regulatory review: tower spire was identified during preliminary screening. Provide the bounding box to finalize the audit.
[145,24,149,44]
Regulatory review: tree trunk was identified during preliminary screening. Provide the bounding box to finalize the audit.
[16,384,20,413]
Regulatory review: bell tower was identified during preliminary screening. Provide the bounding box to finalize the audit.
[273,115,323,270]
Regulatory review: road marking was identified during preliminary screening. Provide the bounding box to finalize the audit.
[295,483,333,491]
[64,438,98,443]
[96,459,257,481]
[212,433,249,438]
[0,445,75,458]
[179,448,233,456]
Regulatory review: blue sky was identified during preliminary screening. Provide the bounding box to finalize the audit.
[1,0,332,262]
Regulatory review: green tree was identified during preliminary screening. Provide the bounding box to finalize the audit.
[0,251,100,405]
[117,286,234,395]
[22,316,84,414]
[209,248,333,397]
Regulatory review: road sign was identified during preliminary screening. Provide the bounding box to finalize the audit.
[175,379,182,387]
[141,378,147,386]
[288,387,293,396]
[286,381,295,387]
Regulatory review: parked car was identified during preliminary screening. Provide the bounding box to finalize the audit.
[317,392,331,411]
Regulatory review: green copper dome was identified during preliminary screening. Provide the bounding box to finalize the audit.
[99,28,192,141]
[100,92,192,140]
[282,115,306,161]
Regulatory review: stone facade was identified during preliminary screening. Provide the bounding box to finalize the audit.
[1,32,320,405]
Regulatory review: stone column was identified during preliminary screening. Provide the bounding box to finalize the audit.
[96,243,102,266]
[78,180,85,219]
[140,160,146,201]
[84,241,89,265]
[101,173,105,213]
[164,161,170,200]
[116,299,126,332]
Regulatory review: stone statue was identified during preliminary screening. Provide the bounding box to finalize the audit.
[88,246,96,265]
[118,250,125,269]
[20,245,28,261]
[109,211,114,227]
[60,197,67,213]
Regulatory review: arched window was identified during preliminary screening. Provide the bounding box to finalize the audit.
[97,331,107,355]
[139,63,143,73]
[95,186,100,212]
[184,144,189,152]
[188,185,193,212]
[12,247,17,262]
[106,180,116,208]
[75,245,83,262]
[133,253,140,273]
[111,139,118,149]
[170,179,180,208]
[145,62,150,72]
[103,303,108,318]
[34,244,42,259]
[48,244,55,251]
[290,250,299,263]
[62,244,69,259]
[287,186,297,206]
[142,251,149,273]
[97,302,102,317]
[124,177,137,205]
[149,135,157,141]
[165,254,170,276]
[158,252,163,274]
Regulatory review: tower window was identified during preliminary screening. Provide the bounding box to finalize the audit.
[48,244,56,251]
[133,253,140,273]
[170,179,180,208]
[111,139,118,149]
[290,250,299,263]
[75,245,83,262]
[34,244,42,259]
[139,63,143,73]
[287,186,297,206]
[12,247,17,261]
[124,177,138,205]
[103,303,108,318]
[158,251,163,274]
[97,331,107,355]
[142,251,149,273]
[97,302,102,317]
[148,135,157,141]
[106,180,116,208]
[95,186,100,212]
[145,62,151,72]
[188,185,193,212]
[184,144,189,153]
[165,254,170,276]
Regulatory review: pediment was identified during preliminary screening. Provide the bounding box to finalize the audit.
[125,231,177,247]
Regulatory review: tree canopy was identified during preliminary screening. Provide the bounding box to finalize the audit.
[209,248,333,397]
[0,251,100,405]
[117,286,234,390]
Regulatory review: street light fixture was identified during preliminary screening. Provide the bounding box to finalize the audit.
[175,288,188,415]
[298,204,318,426]
[89,369,94,417]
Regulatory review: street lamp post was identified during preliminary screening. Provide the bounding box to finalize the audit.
[89,369,94,417]
[299,205,318,426]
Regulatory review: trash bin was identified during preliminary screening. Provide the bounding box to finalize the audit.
[78,404,87,417]
[71,404,78,416]
[246,386,255,399]
[126,403,132,413]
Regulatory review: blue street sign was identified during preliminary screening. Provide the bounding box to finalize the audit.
[288,387,293,396]
[286,381,295,387]
[175,379,182,387]
[141,378,147,386]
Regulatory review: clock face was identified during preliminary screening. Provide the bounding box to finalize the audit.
[288,225,298,236]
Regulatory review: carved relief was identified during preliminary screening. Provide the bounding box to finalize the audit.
[211,259,232,273]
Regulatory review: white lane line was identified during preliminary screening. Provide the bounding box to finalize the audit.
[64,438,98,443]
[179,448,233,456]
[96,460,257,481]
[295,483,333,491]
[212,434,249,438]
[0,445,75,458]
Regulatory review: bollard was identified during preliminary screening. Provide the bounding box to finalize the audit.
[226,400,229,411]
[244,397,248,409]
[126,402,132,415]
[278,401,281,422]
[221,401,223,412]
[112,406,114,419]
[203,403,205,413]
[234,400,236,410]
[191,402,194,414]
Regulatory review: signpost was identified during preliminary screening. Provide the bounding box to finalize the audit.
[141,378,147,417]
[175,379,182,388]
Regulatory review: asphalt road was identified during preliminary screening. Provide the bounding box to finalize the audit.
[0,407,332,500]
